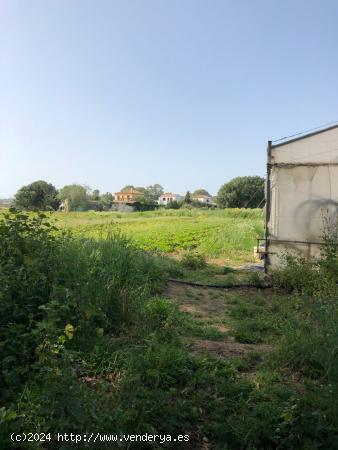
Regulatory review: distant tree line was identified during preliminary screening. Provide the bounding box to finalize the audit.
[13,176,265,211]
[14,181,115,212]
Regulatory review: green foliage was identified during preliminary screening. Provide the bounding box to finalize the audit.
[120,184,139,192]
[184,190,192,204]
[119,185,164,205]
[50,208,264,264]
[268,297,338,449]
[0,210,59,400]
[273,217,338,299]
[14,180,59,211]
[217,176,265,208]
[273,255,335,299]
[271,298,338,381]
[144,184,164,203]
[2,209,338,449]
[229,293,290,344]
[319,214,338,281]
[57,184,90,211]
[223,265,235,274]
[97,192,114,210]
[193,188,211,196]
[227,289,338,449]
[181,252,207,270]
[165,199,181,209]
[0,210,165,420]
[87,191,115,211]
[91,188,100,201]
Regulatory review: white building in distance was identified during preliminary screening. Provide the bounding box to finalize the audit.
[191,194,213,204]
[158,193,183,205]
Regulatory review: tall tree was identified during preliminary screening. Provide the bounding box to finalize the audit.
[120,185,136,192]
[184,191,192,204]
[193,188,211,197]
[145,184,164,203]
[135,187,147,194]
[15,180,59,211]
[217,176,265,208]
[99,192,114,210]
[58,184,89,211]
[91,189,100,201]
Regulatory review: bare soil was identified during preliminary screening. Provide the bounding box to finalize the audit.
[164,280,274,358]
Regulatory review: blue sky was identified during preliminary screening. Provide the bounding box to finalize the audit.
[1,0,338,197]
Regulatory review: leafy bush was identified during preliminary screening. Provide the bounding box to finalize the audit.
[0,210,165,420]
[273,215,338,299]
[165,200,181,209]
[180,252,207,270]
[217,176,265,208]
[14,180,59,211]
[0,210,59,400]
[268,297,338,449]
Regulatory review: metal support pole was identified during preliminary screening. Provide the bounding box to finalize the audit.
[264,141,272,273]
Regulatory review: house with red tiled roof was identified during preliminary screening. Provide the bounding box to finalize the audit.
[114,188,144,204]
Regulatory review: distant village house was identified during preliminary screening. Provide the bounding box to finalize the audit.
[191,194,213,204]
[158,193,183,205]
[114,188,144,204]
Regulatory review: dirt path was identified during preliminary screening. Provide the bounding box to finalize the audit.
[163,281,273,359]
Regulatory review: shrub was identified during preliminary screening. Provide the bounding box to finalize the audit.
[273,216,338,299]
[0,210,59,400]
[180,252,207,270]
[14,180,59,211]
[0,209,166,410]
[165,200,181,209]
[273,254,337,299]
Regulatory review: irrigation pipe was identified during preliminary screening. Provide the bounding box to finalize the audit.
[167,278,273,289]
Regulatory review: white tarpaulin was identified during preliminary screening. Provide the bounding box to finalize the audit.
[265,125,338,270]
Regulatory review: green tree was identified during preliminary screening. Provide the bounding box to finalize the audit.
[99,192,114,210]
[58,184,89,211]
[14,180,59,211]
[145,184,164,203]
[91,189,100,201]
[121,185,137,192]
[184,191,192,204]
[217,176,265,208]
[193,188,211,197]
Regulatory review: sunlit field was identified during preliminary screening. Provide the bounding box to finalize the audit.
[50,208,264,265]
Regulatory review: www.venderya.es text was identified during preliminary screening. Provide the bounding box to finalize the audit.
[11,432,190,445]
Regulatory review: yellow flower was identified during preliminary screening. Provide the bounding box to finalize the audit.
[64,323,74,339]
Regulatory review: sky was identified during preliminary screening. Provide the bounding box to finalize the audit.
[1,0,338,198]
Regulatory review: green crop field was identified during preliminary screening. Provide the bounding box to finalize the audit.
[50,208,265,265]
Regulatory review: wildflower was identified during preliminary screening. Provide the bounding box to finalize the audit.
[65,323,75,339]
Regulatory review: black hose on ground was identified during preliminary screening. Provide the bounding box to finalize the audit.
[167,278,273,289]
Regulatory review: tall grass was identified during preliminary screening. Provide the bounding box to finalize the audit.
[1,209,337,449]
[0,210,166,446]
